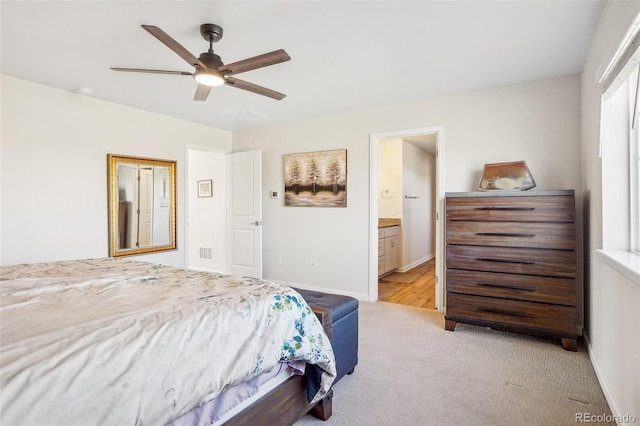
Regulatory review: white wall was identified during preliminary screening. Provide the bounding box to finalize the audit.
[378,139,402,218]
[590,251,639,425]
[187,148,228,273]
[580,1,640,423]
[233,74,582,301]
[0,75,232,267]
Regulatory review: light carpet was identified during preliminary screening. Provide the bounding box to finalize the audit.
[296,301,613,426]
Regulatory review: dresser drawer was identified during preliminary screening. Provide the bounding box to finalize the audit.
[446,245,575,278]
[446,293,576,334]
[446,196,574,222]
[446,221,575,250]
[446,269,575,306]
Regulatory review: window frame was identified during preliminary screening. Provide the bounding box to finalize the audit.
[599,13,640,256]
[631,66,640,254]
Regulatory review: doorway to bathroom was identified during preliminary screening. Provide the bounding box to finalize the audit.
[369,126,445,311]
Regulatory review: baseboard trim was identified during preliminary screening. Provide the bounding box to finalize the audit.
[583,331,629,424]
[399,254,434,273]
[269,279,369,302]
[188,266,225,273]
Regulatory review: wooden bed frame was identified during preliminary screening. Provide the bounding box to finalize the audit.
[223,305,334,425]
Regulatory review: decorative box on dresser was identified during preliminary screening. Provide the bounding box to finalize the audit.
[444,190,577,351]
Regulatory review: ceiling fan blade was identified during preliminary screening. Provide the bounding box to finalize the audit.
[141,25,207,69]
[194,84,212,101]
[111,67,193,76]
[220,49,291,75]
[226,77,286,100]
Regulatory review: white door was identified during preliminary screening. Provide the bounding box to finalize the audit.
[226,150,262,278]
[138,168,153,247]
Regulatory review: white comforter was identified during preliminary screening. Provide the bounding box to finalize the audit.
[0,258,335,425]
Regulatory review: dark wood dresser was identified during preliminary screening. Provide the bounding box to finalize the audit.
[444,190,577,351]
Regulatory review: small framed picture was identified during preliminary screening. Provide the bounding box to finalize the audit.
[197,179,213,197]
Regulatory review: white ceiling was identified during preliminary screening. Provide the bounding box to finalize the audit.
[1,1,605,132]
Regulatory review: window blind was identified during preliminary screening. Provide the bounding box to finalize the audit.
[600,13,640,98]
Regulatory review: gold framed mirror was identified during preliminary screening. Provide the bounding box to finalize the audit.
[107,154,177,257]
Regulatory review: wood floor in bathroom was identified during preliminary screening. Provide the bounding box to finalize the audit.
[378,257,436,310]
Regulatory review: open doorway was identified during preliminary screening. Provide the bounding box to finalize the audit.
[369,126,445,311]
[377,135,437,309]
[185,146,264,278]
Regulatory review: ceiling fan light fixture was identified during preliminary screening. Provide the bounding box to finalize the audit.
[194,70,225,87]
[112,24,290,101]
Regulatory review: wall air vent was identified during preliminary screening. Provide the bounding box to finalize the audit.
[199,247,213,260]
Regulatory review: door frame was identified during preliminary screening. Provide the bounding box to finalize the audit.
[369,125,445,311]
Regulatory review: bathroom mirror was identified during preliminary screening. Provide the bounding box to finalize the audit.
[107,154,177,257]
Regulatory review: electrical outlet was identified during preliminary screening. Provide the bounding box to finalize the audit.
[310,259,317,268]
[277,255,283,265]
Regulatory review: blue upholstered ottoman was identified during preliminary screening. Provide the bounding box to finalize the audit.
[293,288,359,383]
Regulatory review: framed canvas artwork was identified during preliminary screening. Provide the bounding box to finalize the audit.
[284,149,347,207]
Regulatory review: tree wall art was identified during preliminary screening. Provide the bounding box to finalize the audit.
[284,149,347,207]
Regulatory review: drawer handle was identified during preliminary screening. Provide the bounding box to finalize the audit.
[475,232,535,238]
[477,282,535,291]
[478,307,536,318]
[477,257,535,265]
[475,207,535,211]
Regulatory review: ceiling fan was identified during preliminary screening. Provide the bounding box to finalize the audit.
[111,23,291,101]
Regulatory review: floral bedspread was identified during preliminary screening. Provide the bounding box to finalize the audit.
[0,258,336,425]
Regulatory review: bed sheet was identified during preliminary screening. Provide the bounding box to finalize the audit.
[0,258,335,425]
[169,362,299,426]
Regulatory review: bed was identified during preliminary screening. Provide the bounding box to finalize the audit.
[0,258,336,425]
